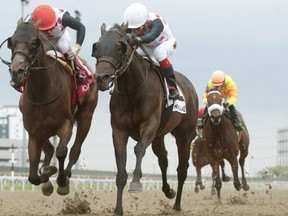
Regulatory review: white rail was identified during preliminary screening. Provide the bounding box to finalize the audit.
[0,176,194,192]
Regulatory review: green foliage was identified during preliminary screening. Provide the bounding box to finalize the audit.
[257,165,288,177]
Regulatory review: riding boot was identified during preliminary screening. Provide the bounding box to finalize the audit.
[163,65,180,100]
[197,106,208,139]
[229,105,243,131]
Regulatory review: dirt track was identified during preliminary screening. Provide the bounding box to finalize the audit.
[0,182,287,216]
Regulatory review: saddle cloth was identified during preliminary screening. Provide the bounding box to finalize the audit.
[165,79,186,114]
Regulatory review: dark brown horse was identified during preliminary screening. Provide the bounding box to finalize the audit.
[92,23,198,216]
[203,88,249,198]
[7,19,98,195]
[192,137,230,193]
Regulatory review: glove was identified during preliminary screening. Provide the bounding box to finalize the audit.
[67,44,81,60]
[127,34,142,46]
[223,102,229,108]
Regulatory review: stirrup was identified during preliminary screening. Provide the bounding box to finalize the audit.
[169,89,180,100]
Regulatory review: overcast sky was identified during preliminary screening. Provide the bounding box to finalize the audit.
[0,0,288,177]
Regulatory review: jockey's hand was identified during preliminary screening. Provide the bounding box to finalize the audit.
[223,102,229,108]
[67,44,81,60]
[127,34,142,47]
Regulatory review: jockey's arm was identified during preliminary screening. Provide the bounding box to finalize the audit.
[140,19,163,44]
[62,12,85,46]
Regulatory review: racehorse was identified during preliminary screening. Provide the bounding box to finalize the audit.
[192,137,230,193]
[6,18,98,195]
[92,23,198,216]
[203,87,250,198]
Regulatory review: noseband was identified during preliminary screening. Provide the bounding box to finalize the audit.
[0,24,58,76]
[207,90,224,116]
[97,45,137,85]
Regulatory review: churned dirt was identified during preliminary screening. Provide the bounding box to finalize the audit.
[0,182,287,216]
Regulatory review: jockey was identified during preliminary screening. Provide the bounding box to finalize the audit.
[198,70,243,133]
[27,5,90,82]
[123,3,179,100]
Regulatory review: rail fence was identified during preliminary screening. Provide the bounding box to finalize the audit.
[0,176,195,192]
[1,175,288,192]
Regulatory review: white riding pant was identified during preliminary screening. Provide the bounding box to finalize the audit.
[136,39,176,62]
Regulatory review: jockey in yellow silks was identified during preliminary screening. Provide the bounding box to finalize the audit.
[198,70,243,138]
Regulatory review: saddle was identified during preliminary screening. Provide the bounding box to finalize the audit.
[46,51,95,114]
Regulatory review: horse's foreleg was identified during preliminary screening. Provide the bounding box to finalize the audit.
[113,131,129,216]
[195,166,205,193]
[239,155,249,191]
[28,136,42,185]
[65,109,95,178]
[220,159,230,182]
[229,156,241,191]
[211,162,222,198]
[129,135,154,192]
[152,137,175,199]
[40,140,57,183]
[172,139,190,212]
[56,124,72,195]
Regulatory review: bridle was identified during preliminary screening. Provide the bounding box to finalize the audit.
[96,45,137,87]
[0,31,59,77]
[207,90,224,116]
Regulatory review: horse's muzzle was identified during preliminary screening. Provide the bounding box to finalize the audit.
[211,116,221,125]
[9,67,25,84]
[95,73,112,91]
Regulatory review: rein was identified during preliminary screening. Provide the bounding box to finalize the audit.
[97,46,146,95]
[0,34,59,76]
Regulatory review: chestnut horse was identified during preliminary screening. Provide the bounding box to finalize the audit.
[92,23,198,215]
[192,137,230,193]
[203,88,249,198]
[6,19,98,195]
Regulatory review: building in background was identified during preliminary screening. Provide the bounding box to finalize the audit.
[0,105,28,168]
[0,105,80,170]
[277,128,288,166]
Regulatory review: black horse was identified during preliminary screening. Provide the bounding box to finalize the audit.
[92,23,198,215]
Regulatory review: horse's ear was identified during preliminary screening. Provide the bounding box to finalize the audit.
[101,23,106,36]
[33,18,42,29]
[91,42,98,58]
[119,22,128,35]
[17,18,23,27]
[7,37,12,49]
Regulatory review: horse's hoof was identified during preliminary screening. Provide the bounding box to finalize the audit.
[200,185,206,190]
[28,176,41,186]
[222,176,231,182]
[128,181,142,193]
[194,187,200,193]
[172,204,181,212]
[57,177,70,195]
[42,181,54,196]
[40,166,58,183]
[113,212,123,216]
[164,189,176,199]
[243,184,250,191]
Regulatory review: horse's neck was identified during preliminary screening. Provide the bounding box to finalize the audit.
[116,61,148,91]
[26,57,67,100]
